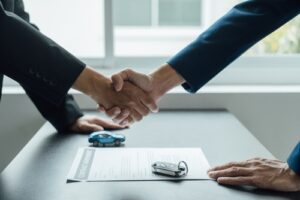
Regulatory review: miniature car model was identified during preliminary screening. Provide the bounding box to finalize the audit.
[88,131,126,147]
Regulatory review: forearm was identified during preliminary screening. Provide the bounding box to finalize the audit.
[72,66,111,103]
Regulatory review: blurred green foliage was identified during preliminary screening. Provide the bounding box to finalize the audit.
[248,16,300,54]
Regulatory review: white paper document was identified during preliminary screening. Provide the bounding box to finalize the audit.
[67,147,211,182]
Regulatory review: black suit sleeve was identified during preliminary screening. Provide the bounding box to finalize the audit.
[22,84,83,132]
[0,2,85,106]
[0,1,85,131]
[13,0,29,22]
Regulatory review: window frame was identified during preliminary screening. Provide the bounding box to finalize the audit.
[3,0,300,86]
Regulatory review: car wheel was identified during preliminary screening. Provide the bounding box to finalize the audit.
[115,140,121,146]
[93,141,99,147]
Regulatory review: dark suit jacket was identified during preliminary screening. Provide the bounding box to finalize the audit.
[168,0,300,175]
[0,0,85,132]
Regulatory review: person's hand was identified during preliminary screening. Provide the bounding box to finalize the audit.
[72,67,158,124]
[69,115,127,132]
[94,80,157,124]
[208,158,300,192]
[101,64,185,124]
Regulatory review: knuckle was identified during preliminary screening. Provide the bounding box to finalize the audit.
[230,167,239,175]
[227,162,238,167]
[128,101,136,107]
[253,161,262,166]
[124,68,133,75]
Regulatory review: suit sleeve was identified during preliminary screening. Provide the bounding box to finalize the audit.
[13,0,29,22]
[11,0,84,132]
[22,85,83,132]
[0,2,85,106]
[288,142,300,175]
[167,0,300,175]
[168,0,300,93]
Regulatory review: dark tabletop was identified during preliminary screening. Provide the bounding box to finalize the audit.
[0,110,299,200]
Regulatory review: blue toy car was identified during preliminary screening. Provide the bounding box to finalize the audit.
[88,131,126,147]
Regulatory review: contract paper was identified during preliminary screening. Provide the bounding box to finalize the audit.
[67,147,211,182]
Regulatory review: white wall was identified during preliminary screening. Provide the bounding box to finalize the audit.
[1,88,300,173]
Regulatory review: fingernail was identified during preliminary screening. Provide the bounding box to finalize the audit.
[114,110,121,115]
[208,172,214,177]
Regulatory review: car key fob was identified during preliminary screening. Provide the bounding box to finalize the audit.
[152,161,188,177]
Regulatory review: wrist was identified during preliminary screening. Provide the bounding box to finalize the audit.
[149,63,184,100]
[73,66,94,96]
[285,163,300,191]
[73,66,111,103]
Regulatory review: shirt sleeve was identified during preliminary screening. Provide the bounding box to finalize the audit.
[168,0,300,93]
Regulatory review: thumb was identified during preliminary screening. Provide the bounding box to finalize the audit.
[111,73,126,92]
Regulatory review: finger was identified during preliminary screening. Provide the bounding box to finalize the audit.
[121,116,134,126]
[112,108,130,124]
[217,177,254,186]
[139,94,159,113]
[208,167,253,179]
[97,105,106,112]
[130,109,143,122]
[112,72,128,92]
[208,161,248,172]
[90,118,126,130]
[130,100,150,117]
[124,69,152,90]
[105,107,122,118]
[84,123,104,132]
[76,121,104,132]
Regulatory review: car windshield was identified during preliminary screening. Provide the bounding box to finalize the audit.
[100,134,110,138]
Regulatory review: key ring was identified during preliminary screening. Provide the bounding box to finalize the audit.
[178,161,189,176]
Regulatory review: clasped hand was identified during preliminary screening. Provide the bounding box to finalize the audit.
[98,69,162,125]
[97,79,157,125]
[73,67,158,126]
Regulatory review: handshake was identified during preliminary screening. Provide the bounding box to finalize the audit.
[73,64,185,126]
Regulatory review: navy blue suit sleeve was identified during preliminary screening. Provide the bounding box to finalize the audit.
[168,0,300,93]
[288,142,300,175]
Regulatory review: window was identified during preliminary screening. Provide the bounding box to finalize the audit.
[22,0,300,60]
[113,0,203,56]
[114,0,202,27]
[4,0,300,87]
[23,0,105,58]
